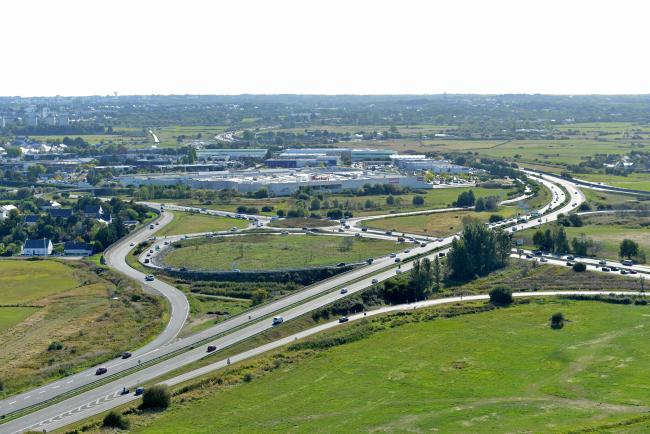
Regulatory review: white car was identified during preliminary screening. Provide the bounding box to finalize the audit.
[340,288,348,294]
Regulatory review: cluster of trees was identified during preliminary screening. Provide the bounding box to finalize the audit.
[556,213,583,227]
[531,225,570,254]
[379,257,442,304]
[474,196,498,212]
[0,196,150,256]
[453,190,476,207]
[447,219,512,280]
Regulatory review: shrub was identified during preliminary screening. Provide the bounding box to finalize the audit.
[550,312,565,329]
[489,214,504,223]
[47,341,64,351]
[572,262,586,272]
[130,293,142,302]
[141,384,171,410]
[103,411,130,429]
[489,287,513,306]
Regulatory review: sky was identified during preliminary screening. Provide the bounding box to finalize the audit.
[4,0,650,96]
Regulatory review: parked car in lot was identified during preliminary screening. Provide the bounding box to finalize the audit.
[95,367,108,375]
[207,345,217,352]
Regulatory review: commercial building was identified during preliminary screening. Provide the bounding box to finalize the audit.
[393,157,472,174]
[279,147,396,162]
[119,168,432,196]
[196,148,267,161]
[265,155,339,168]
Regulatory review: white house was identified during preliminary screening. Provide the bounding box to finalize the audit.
[0,204,18,220]
[23,238,53,256]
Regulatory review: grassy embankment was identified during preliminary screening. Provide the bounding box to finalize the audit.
[0,259,164,397]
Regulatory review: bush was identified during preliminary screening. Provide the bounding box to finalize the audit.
[47,341,63,351]
[550,312,565,329]
[572,262,586,272]
[103,411,130,429]
[141,384,171,410]
[489,287,513,306]
[489,214,504,223]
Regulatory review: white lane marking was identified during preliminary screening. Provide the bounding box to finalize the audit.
[39,390,46,394]
[52,385,59,389]
[66,379,74,383]
[9,400,16,404]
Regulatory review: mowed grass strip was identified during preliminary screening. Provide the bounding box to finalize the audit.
[129,300,650,433]
[0,260,78,304]
[162,234,399,270]
[157,211,248,237]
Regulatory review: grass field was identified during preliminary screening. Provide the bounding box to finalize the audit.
[126,299,650,433]
[0,260,79,304]
[580,188,645,209]
[368,207,519,236]
[162,234,399,270]
[576,172,650,192]
[518,214,650,260]
[0,261,164,397]
[267,217,338,228]
[157,211,248,236]
[0,307,39,333]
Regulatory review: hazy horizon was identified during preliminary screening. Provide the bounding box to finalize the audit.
[6,0,650,97]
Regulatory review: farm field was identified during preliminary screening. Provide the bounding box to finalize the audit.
[157,211,249,236]
[576,172,650,192]
[367,207,520,237]
[517,214,650,260]
[128,299,650,433]
[162,234,399,270]
[0,260,164,397]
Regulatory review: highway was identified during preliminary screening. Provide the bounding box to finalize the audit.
[0,170,598,433]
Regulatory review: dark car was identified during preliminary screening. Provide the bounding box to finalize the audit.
[438,252,446,257]
[121,351,132,359]
[361,227,368,232]
[602,267,611,272]
[336,262,346,267]
[394,258,401,263]
[566,261,575,267]
[95,367,108,375]
[629,269,638,275]
[610,266,619,272]
[135,387,144,396]
[339,317,349,323]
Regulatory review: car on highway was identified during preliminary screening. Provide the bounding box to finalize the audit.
[144,275,154,281]
[282,231,289,235]
[339,316,349,323]
[566,255,575,261]
[566,261,575,267]
[610,266,620,272]
[540,257,548,262]
[155,222,160,226]
[385,231,393,235]
[420,243,427,247]
[598,260,607,266]
[149,224,155,229]
[602,267,611,272]
[231,227,238,232]
[338,228,345,232]
[371,278,379,284]
[629,269,638,275]
[622,259,634,266]
[207,345,217,352]
[121,387,130,395]
[366,258,374,264]
[394,258,401,263]
[272,316,284,325]
[361,227,368,232]
[336,262,346,267]
[121,351,132,359]
[95,367,108,375]
[404,249,410,253]
[396,269,402,274]
[340,288,348,294]
[355,233,361,237]
[135,387,144,396]
[525,254,533,259]
[620,269,628,275]
[438,252,446,257]
[130,242,135,247]
[389,253,397,258]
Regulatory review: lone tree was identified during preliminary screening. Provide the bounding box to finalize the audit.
[141,385,171,410]
[550,312,565,329]
[489,287,513,306]
[412,195,425,206]
[619,239,640,259]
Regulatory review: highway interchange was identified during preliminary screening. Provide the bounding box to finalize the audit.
[1,170,648,433]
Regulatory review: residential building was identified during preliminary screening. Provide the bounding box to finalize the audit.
[49,208,74,219]
[24,215,39,225]
[23,238,53,256]
[63,241,93,256]
[83,205,104,219]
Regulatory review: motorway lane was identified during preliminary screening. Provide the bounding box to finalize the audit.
[0,170,580,431]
